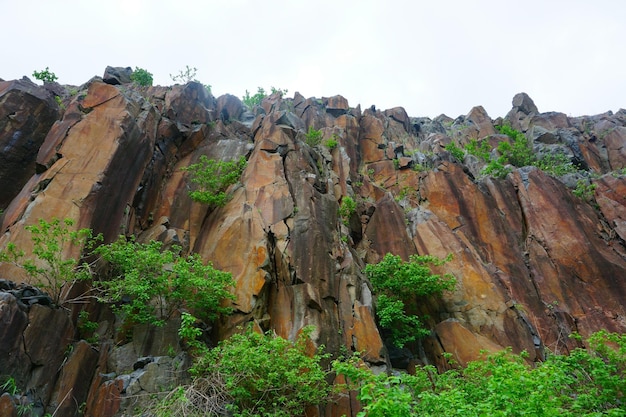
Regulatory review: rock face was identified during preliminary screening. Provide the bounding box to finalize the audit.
[0,72,625,416]
[0,78,60,208]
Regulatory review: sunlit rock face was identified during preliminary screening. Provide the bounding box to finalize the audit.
[0,70,625,416]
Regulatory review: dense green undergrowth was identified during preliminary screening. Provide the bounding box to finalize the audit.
[334,330,625,417]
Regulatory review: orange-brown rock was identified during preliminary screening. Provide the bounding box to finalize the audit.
[0,78,60,208]
[1,73,625,417]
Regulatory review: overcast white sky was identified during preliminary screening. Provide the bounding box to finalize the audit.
[3,0,625,119]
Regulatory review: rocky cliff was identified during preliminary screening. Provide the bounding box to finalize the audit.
[0,68,625,416]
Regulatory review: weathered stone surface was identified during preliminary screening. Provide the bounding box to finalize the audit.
[435,319,504,367]
[48,340,99,417]
[23,304,74,405]
[595,174,626,241]
[466,105,496,138]
[512,92,538,114]
[0,293,29,386]
[0,78,60,208]
[0,393,17,417]
[217,93,244,122]
[102,66,132,85]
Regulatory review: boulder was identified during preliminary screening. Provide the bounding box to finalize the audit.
[102,66,132,85]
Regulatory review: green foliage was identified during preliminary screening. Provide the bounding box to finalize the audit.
[178,312,207,355]
[573,179,597,202]
[182,155,247,207]
[536,151,577,176]
[334,330,626,416]
[325,135,339,149]
[130,67,154,86]
[495,124,535,167]
[77,310,99,344]
[54,95,65,109]
[365,253,455,347]
[95,237,235,326]
[242,87,266,108]
[170,65,198,84]
[1,376,18,396]
[464,138,492,161]
[339,196,357,223]
[32,67,58,83]
[0,218,95,304]
[305,126,323,147]
[168,325,331,417]
[241,87,287,108]
[445,142,465,161]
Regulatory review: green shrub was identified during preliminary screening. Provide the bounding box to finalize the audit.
[242,87,265,107]
[464,138,492,161]
[339,196,357,224]
[495,124,535,168]
[573,179,597,202]
[32,67,58,83]
[158,325,330,417]
[0,218,95,304]
[445,142,465,161]
[325,136,339,149]
[305,126,323,147]
[170,65,198,84]
[130,67,153,86]
[334,330,626,416]
[536,152,577,176]
[95,238,235,326]
[365,253,455,347]
[182,155,247,207]
[241,86,289,108]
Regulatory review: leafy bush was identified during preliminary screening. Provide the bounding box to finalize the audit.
[464,138,492,161]
[445,142,465,161]
[365,253,455,347]
[170,65,198,84]
[95,238,235,326]
[0,218,95,304]
[241,87,286,108]
[573,179,597,202]
[130,67,153,86]
[242,87,266,108]
[334,330,626,416]
[156,325,330,417]
[182,155,247,207]
[536,152,577,176]
[325,135,339,149]
[339,196,357,223]
[32,67,58,83]
[305,126,323,147]
[495,124,535,168]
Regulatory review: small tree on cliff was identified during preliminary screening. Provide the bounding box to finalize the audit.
[182,155,247,208]
[0,218,97,304]
[365,253,456,347]
[94,237,235,326]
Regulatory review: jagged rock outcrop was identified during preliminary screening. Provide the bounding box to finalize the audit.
[0,71,625,416]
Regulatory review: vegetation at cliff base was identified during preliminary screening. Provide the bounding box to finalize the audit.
[333,330,625,417]
[182,155,247,207]
[365,253,456,347]
[153,325,330,417]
